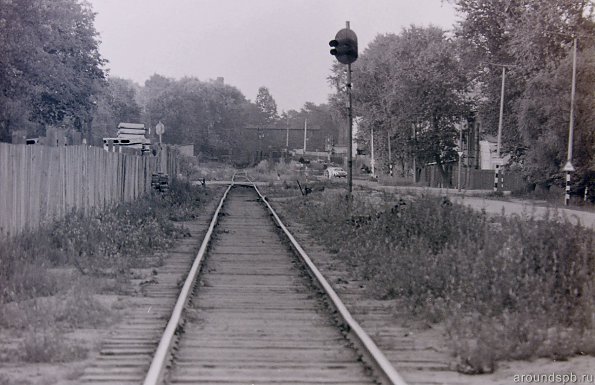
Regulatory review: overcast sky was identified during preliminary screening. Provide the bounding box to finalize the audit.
[88,0,460,112]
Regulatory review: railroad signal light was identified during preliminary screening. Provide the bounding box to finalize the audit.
[328,28,358,65]
[329,39,339,56]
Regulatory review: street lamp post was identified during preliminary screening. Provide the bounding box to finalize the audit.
[564,37,578,206]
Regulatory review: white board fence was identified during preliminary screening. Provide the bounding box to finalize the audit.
[0,143,177,236]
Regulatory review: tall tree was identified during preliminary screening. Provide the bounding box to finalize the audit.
[0,0,106,141]
[255,86,278,125]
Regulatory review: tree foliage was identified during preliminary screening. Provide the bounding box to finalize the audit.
[0,0,106,141]
[517,45,595,186]
[330,26,472,180]
[255,86,279,125]
[90,77,142,144]
[143,77,248,159]
[453,0,595,188]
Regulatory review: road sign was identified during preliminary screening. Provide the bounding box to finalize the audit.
[155,121,165,135]
[457,151,464,157]
[563,160,575,172]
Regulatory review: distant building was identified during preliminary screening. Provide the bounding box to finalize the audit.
[479,136,510,170]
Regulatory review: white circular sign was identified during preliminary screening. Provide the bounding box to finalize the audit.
[155,121,165,135]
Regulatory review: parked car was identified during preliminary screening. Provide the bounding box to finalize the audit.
[325,166,347,179]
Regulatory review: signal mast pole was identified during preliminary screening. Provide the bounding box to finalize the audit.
[329,21,358,198]
[347,58,353,195]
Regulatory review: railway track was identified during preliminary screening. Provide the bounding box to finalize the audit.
[84,174,407,385]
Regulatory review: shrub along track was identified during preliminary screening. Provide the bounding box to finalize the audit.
[82,177,408,384]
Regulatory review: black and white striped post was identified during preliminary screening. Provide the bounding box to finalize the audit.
[565,172,570,206]
[563,162,574,206]
[500,167,504,190]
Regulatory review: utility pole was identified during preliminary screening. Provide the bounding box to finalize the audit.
[303,118,307,155]
[497,66,505,158]
[285,117,289,149]
[563,37,577,206]
[495,66,506,192]
[412,123,416,184]
[371,127,375,177]
[458,123,464,192]
[486,63,516,192]
[155,121,165,173]
[257,129,264,163]
[387,130,392,176]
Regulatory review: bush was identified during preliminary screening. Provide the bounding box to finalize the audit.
[279,192,595,370]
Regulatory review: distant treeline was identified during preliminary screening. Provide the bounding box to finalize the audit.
[0,0,342,164]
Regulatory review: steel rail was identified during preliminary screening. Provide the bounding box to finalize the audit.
[142,180,234,385]
[143,170,406,384]
[252,183,409,385]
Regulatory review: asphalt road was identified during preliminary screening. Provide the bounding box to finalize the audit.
[195,178,595,229]
[452,196,595,229]
[352,180,595,229]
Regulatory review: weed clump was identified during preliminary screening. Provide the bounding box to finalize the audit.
[18,331,88,363]
[281,192,595,371]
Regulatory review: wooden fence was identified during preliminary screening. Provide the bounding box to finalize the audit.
[0,143,178,236]
[421,164,527,192]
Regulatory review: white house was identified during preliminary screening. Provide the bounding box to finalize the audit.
[479,138,510,170]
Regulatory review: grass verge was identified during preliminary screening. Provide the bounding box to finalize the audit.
[272,185,594,373]
[0,179,212,303]
[0,179,215,369]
